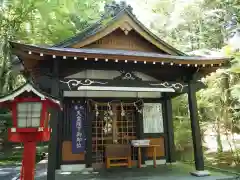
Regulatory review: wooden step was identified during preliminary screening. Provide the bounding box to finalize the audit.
[109,163,129,167]
[106,157,131,168]
[108,157,128,160]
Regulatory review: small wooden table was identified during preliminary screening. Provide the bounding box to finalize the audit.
[132,145,160,168]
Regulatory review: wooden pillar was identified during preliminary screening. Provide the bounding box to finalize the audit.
[47,59,60,180]
[162,93,175,163]
[136,105,145,165]
[86,100,93,167]
[187,82,204,171]
[56,92,63,169]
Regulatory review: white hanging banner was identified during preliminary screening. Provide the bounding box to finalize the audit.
[143,103,164,133]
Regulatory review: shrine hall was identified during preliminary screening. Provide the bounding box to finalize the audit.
[9,7,230,179]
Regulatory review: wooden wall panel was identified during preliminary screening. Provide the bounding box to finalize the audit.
[62,141,85,161]
[85,29,165,53]
[145,137,165,158]
[24,58,39,70]
[62,101,72,140]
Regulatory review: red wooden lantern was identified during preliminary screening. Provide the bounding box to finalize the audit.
[0,83,61,180]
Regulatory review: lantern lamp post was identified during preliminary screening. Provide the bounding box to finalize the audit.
[0,82,61,180]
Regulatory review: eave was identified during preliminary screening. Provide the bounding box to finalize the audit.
[11,42,230,66]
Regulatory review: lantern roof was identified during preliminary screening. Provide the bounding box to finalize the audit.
[0,82,61,107]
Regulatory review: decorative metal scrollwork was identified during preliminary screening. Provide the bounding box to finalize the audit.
[114,70,142,81]
[60,79,108,90]
[150,82,187,92]
[123,72,135,80]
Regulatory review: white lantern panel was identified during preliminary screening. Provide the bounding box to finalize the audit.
[18,118,27,128]
[31,118,41,127]
[17,102,42,128]
[143,103,164,133]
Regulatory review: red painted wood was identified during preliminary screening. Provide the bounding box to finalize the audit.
[40,101,47,127]
[21,141,36,180]
[0,96,61,180]
[8,128,51,142]
[20,160,24,180]
[46,99,62,110]
[14,97,42,102]
[16,128,39,132]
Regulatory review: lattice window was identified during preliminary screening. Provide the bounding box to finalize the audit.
[17,102,42,128]
[92,103,137,164]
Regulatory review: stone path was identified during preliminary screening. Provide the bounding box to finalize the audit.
[1,160,237,180]
[0,159,48,180]
[0,166,21,180]
[36,162,238,180]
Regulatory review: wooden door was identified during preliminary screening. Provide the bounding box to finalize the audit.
[91,102,137,166]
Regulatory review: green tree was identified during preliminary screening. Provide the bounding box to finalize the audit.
[0,0,109,152]
[0,0,109,94]
[146,0,240,168]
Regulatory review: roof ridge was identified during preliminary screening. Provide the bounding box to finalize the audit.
[53,7,187,56]
[53,9,127,48]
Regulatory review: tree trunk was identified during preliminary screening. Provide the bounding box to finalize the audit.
[222,72,231,130]
[221,72,238,163]
[216,117,223,153]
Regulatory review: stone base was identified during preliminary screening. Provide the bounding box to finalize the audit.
[165,162,178,165]
[190,170,210,177]
[145,160,167,166]
[140,164,147,168]
[60,164,85,172]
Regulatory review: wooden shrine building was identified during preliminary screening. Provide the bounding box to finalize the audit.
[10,8,230,179]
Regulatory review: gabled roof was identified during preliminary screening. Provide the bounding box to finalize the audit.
[0,82,61,108]
[53,9,187,56]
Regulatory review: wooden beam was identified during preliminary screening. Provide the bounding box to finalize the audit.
[31,59,195,82]
[59,78,188,93]
[58,59,194,73]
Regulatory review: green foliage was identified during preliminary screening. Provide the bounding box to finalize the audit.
[0,0,110,155]
[150,0,239,52]
[0,0,110,94]
[148,0,240,166]
[1,0,108,45]
[172,95,192,151]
